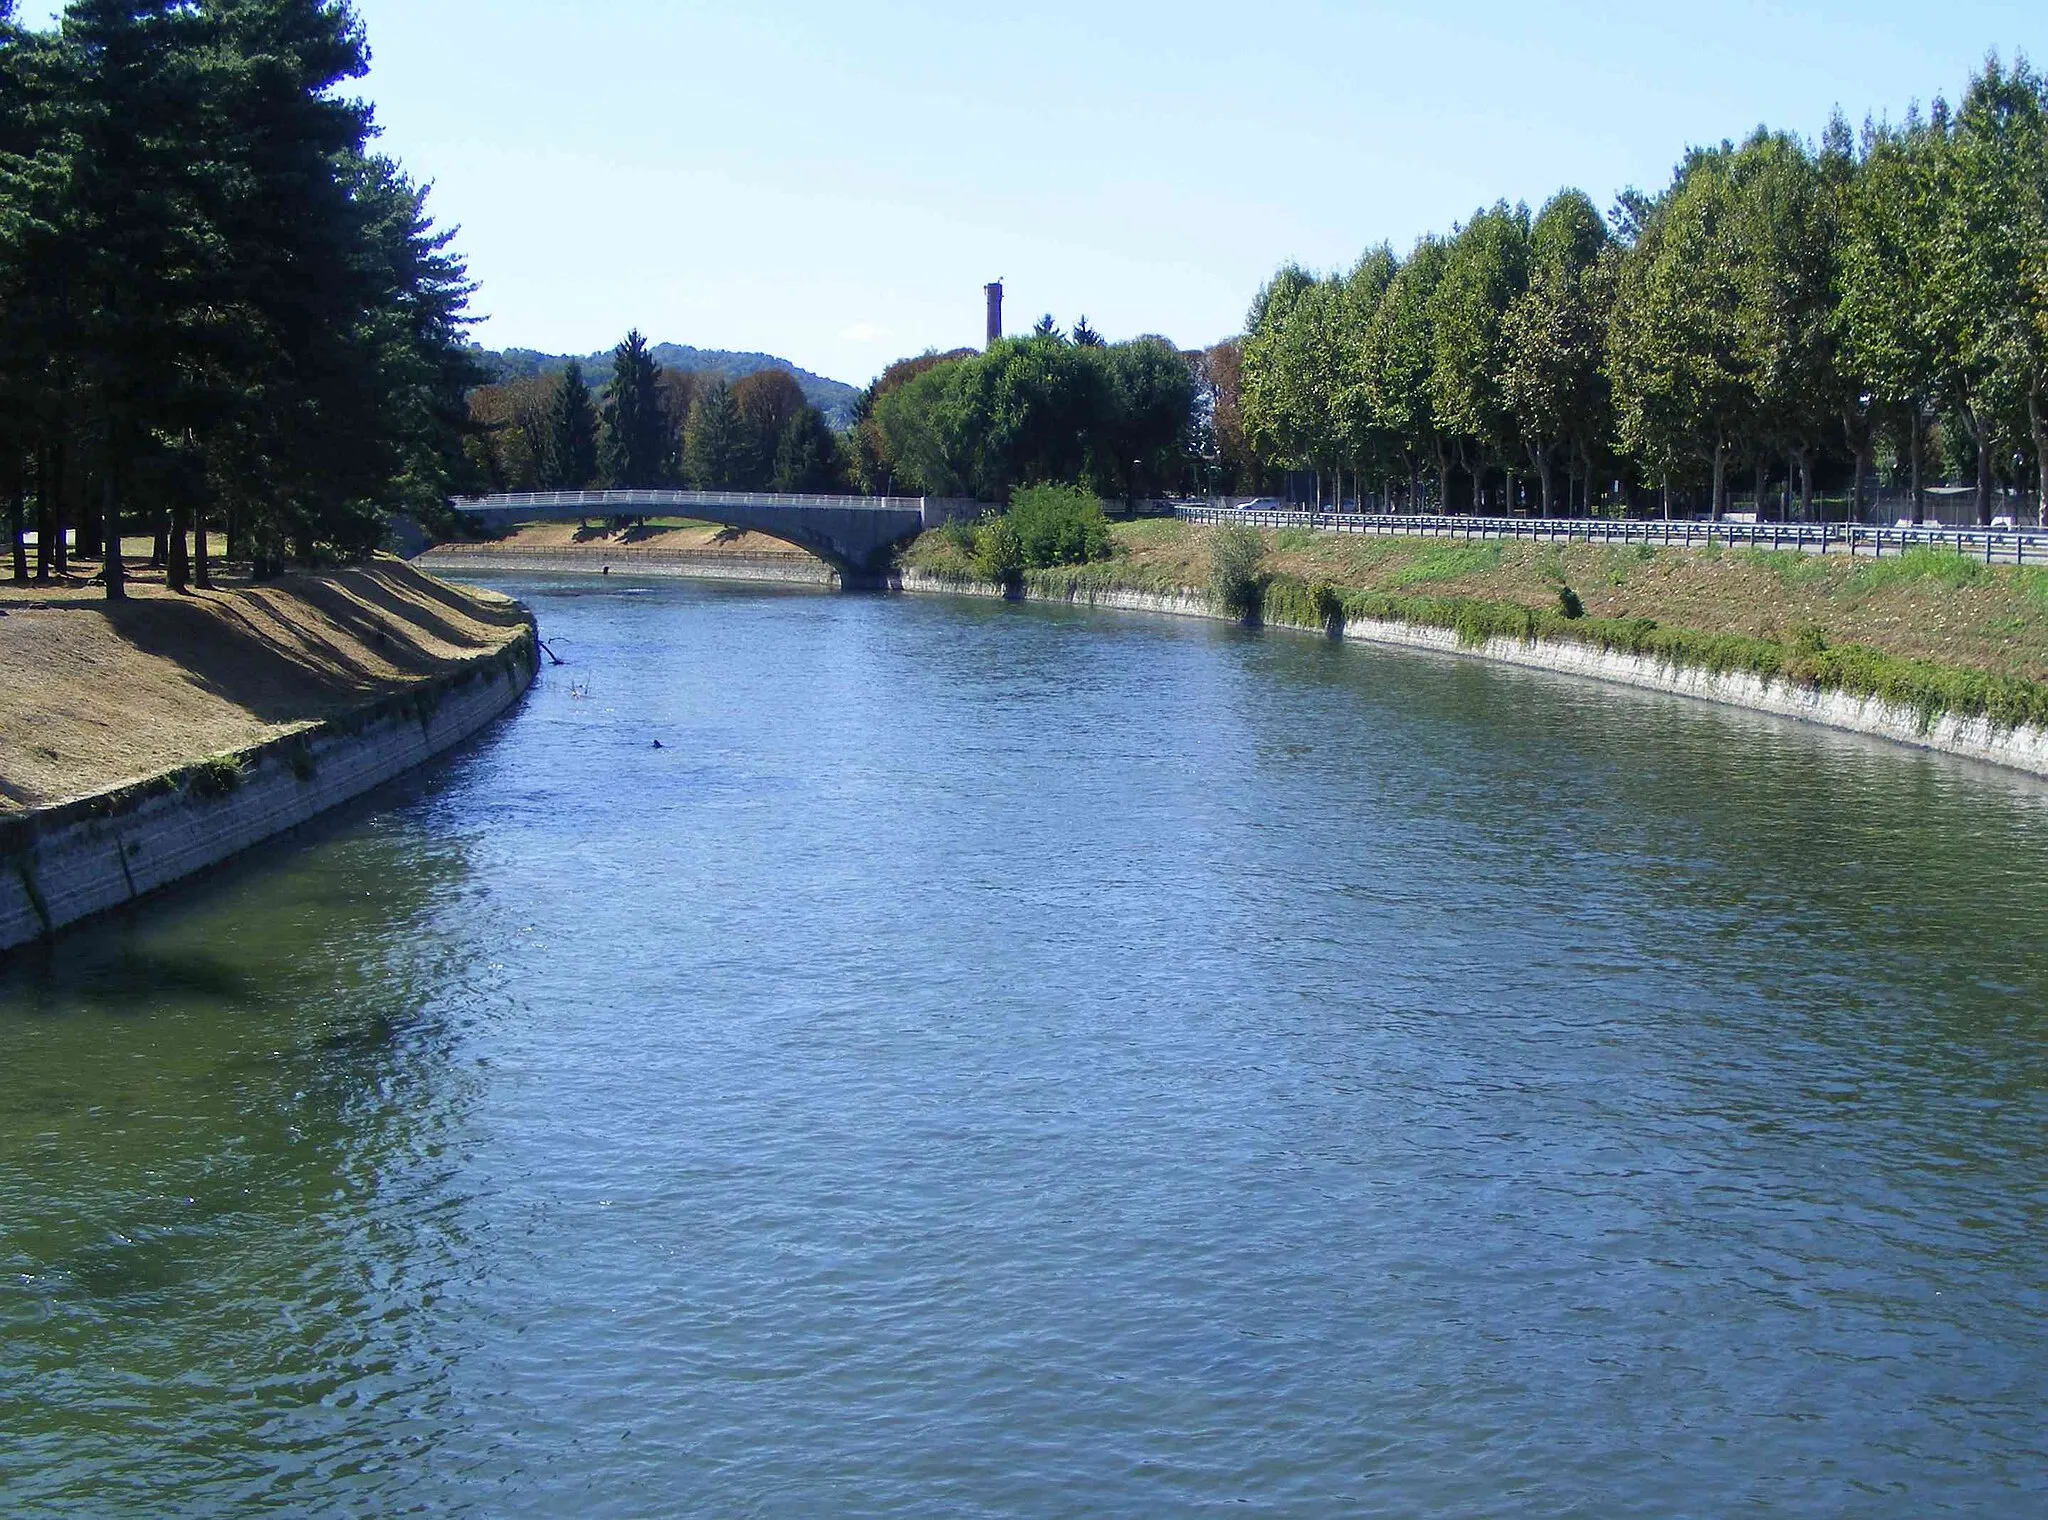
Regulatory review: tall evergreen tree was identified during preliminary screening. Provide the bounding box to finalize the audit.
[546,359,599,488]
[683,380,747,488]
[599,329,666,487]
[771,407,841,493]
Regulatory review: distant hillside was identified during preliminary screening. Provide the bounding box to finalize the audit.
[472,342,862,426]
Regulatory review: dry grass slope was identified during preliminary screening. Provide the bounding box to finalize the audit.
[0,558,529,811]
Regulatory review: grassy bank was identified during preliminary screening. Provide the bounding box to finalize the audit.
[0,557,531,811]
[902,519,2048,731]
[428,519,811,563]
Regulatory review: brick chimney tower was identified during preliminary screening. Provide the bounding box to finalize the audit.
[985,281,1004,349]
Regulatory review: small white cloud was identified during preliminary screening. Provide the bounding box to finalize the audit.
[839,322,890,343]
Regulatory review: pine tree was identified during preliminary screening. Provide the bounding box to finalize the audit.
[599,330,666,487]
[1072,315,1104,347]
[772,408,842,492]
[547,360,599,488]
[683,381,747,488]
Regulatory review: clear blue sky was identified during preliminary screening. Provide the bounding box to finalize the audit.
[25,1,2047,383]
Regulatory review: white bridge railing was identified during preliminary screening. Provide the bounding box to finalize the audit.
[1176,504,2048,565]
[455,489,927,514]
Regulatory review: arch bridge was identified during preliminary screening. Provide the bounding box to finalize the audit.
[450,490,979,580]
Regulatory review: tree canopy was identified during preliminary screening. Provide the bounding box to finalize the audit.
[1,0,482,592]
[1236,53,2048,523]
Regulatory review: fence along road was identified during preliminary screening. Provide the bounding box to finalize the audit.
[1175,504,2048,566]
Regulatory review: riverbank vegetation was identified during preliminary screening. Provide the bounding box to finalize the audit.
[902,519,2048,726]
[0,558,528,809]
[938,485,1116,584]
[1236,55,2048,525]
[1,0,481,596]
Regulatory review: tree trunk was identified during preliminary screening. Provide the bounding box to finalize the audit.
[1755,458,1769,518]
[75,462,100,560]
[193,506,211,589]
[1712,438,1727,520]
[7,471,25,583]
[1910,413,1925,523]
[1797,450,1814,521]
[103,471,124,601]
[151,511,169,570]
[34,452,54,581]
[51,478,67,574]
[167,502,191,591]
[2032,389,2047,529]
[1972,412,1992,525]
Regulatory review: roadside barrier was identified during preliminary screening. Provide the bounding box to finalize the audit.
[1174,504,2048,565]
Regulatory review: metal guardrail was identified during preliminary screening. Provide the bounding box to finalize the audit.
[454,489,927,514]
[1174,505,2048,565]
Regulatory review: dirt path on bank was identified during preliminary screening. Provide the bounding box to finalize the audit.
[0,557,529,811]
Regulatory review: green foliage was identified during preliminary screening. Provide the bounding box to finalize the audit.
[1558,585,1585,619]
[682,381,748,489]
[0,0,482,587]
[1383,543,1500,587]
[771,406,845,493]
[184,756,246,800]
[1310,580,1344,630]
[972,514,1024,584]
[546,362,600,489]
[600,331,669,487]
[1211,525,1266,619]
[1005,484,1111,567]
[1225,57,2048,525]
[1847,547,1994,592]
[866,333,1195,502]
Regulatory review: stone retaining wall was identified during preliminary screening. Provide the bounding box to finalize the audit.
[0,631,537,954]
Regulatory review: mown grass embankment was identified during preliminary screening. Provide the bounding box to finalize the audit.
[426,519,812,562]
[0,557,530,811]
[901,518,2048,731]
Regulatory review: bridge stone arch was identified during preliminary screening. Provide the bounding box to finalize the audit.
[450,489,979,581]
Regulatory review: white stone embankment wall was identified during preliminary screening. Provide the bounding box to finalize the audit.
[896,568,2048,781]
[0,633,536,954]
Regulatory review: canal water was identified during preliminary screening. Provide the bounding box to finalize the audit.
[4,576,2045,1516]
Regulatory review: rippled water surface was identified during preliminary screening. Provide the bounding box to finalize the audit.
[5,575,2047,1516]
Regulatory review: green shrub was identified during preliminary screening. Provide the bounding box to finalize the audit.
[1558,586,1585,619]
[1211,526,1266,620]
[185,755,245,800]
[941,515,978,553]
[973,515,1025,584]
[1006,484,1112,568]
[1310,580,1345,631]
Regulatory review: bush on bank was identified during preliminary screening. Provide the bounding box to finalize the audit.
[939,486,1116,585]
